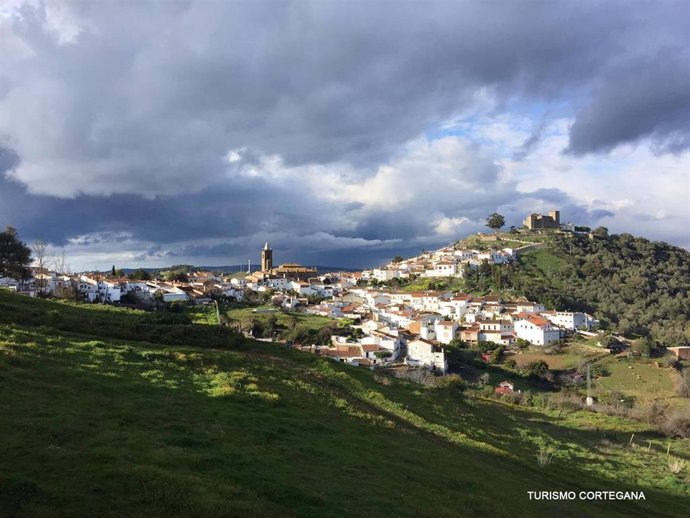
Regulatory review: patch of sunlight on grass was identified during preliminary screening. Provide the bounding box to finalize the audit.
[195,368,280,402]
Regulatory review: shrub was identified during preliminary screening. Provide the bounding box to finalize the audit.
[502,392,524,405]
[668,458,687,475]
[536,445,554,469]
[525,360,549,380]
[373,374,392,386]
[436,374,467,391]
[675,369,690,398]
[659,355,680,369]
[635,399,669,427]
[658,409,690,439]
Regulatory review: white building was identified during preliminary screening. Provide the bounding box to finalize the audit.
[434,320,459,344]
[362,330,403,360]
[438,295,472,320]
[514,315,561,346]
[425,261,457,277]
[372,268,397,282]
[407,339,447,373]
[540,311,597,331]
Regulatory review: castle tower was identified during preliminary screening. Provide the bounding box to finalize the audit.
[549,210,560,227]
[261,241,273,272]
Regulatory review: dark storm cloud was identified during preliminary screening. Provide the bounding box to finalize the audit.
[567,49,690,155]
[1,0,687,197]
[0,174,333,246]
[0,0,688,266]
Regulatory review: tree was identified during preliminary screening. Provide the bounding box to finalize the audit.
[486,213,506,233]
[631,337,653,357]
[52,250,72,275]
[525,360,549,380]
[0,227,32,280]
[392,255,404,263]
[516,338,530,350]
[129,268,151,281]
[592,227,609,239]
[165,269,189,282]
[32,239,49,296]
[111,265,116,276]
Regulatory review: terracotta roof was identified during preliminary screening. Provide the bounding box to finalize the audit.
[520,315,551,327]
[322,345,364,358]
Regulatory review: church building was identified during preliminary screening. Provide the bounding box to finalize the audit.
[259,242,317,281]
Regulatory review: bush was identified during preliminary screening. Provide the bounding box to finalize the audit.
[635,399,668,426]
[525,360,549,380]
[668,457,687,475]
[675,369,690,398]
[502,392,524,405]
[536,445,554,469]
[543,344,563,355]
[436,374,468,391]
[658,409,690,439]
[516,338,530,350]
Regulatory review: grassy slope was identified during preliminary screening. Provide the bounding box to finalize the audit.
[0,291,689,517]
[224,304,335,332]
[518,247,567,285]
[512,344,606,371]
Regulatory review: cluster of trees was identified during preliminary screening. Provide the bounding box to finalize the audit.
[445,339,552,383]
[457,230,689,346]
[0,227,32,280]
[533,232,690,346]
[233,311,346,346]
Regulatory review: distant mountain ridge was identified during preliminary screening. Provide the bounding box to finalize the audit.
[117,265,362,274]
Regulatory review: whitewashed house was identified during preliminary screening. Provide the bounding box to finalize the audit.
[514,314,561,345]
[540,311,597,331]
[407,339,447,373]
[434,320,459,344]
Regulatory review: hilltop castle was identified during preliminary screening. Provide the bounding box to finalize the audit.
[524,210,560,230]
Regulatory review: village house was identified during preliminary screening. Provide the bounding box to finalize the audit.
[372,268,397,282]
[424,260,458,278]
[434,320,459,344]
[540,310,597,331]
[406,338,447,373]
[494,381,515,395]
[321,344,365,365]
[514,314,561,345]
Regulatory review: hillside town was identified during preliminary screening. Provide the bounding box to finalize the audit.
[0,211,611,376]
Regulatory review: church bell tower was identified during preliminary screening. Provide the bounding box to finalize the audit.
[261,242,273,272]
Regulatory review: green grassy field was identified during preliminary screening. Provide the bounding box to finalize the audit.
[593,356,689,410]
[519,247,567,279]
[225,304,337,332]
[400,277,468,293]
[1,290,689,517]
[513,344,607,371]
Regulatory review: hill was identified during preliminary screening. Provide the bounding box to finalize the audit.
[0,290,689,517]
[515,232,690,346]
[420,230,690,347]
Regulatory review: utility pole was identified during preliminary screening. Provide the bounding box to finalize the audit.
[586,364,594,406]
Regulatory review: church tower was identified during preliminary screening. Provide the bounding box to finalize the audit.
[261,241,273,272]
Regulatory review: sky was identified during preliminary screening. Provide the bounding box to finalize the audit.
[0,0,689,271]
